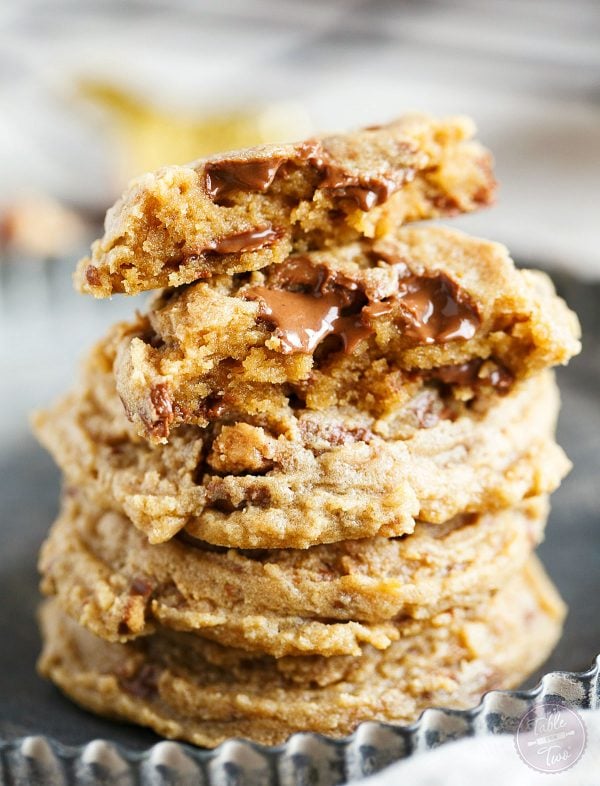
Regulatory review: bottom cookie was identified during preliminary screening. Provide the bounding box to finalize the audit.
[38,557,565,748]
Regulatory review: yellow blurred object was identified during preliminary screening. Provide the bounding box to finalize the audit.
[79,81,312,185]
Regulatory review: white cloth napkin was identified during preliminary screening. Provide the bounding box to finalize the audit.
[359,709,600,786]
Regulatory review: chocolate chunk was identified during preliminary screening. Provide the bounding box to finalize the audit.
[433,360,483,386]
[150,384,173,419]
[245,256,371,353]
[204,158,285,199]
[431,194,461,214]
[130,577,152,597]
[270,255,329,292]
[85,265,101,287]
[119,663,162,701]
[487,363,514,391]
[211,225,283,254]
[304,135,413,209]
[319,169,412,211]
[145,383,174,439]
[196,393,227,421]
[394,269,480,344]
[432,358,514,391]
[246,484,272,506]
[246,287,345,353]
[270,255,359,301]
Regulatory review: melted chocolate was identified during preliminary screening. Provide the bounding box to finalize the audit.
[319,169,413,211]
[202,138,411,212]
[211,225,282,254]
[245,255,370,354]
[308,138,414,210]
[246,288,345,353]
[204,157,285,199]
[339,186,385,211]
[394,269,480,344]
[432,358,514,391]
[362,301,394,319]
[331,316,373,353]
[487,364,514,390]
[433,360,483,386]
[244,255,481,356]
[270,255,359,302]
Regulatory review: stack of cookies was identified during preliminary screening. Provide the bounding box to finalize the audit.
[34,114,581,747]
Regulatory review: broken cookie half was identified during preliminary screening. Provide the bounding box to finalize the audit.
[110,225,580,445]
[76,114,495,297]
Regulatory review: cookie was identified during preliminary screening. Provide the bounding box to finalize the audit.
[33,344,569,548]
[38,558,566,747]
[112,225,580,444]
[40,494,548,657]
[75,114,496,297]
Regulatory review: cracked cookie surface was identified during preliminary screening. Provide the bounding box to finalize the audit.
[38,558,565,747]
[75,114,496,297]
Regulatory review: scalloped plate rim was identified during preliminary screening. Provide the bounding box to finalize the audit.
[2,652,598,761]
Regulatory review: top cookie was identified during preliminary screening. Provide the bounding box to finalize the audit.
[75,114,495,296]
